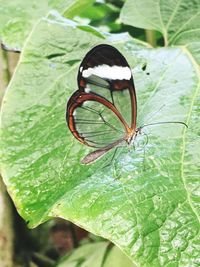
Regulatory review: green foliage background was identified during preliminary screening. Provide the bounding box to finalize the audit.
[0,0,200,266]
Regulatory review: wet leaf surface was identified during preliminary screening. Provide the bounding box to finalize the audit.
[1,7,200,267]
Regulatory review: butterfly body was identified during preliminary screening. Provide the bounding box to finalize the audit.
[126,128,138,145]
[66,44,138,164]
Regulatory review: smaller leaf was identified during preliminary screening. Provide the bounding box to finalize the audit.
[120,0,200,64]
[57,242,109,267]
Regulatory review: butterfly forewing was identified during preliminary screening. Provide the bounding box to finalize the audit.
[78,44,137,129]
[112,89,132,127]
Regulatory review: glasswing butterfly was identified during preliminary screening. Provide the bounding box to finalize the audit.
[66,44,187,164]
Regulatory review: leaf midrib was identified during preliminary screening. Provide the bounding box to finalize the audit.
[180,46,200,223]
[165,0,182,32]
[168,10,200,44]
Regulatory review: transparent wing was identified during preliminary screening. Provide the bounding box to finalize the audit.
[67,91,127,148]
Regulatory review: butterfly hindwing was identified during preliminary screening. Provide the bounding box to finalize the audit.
[67,90,127,148]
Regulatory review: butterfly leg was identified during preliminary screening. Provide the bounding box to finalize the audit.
[134,130,149,171]
[102,146,120,169]
[140,131,149,171]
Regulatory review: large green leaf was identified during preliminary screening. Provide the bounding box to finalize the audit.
[120,0,200,64]
[0,11,200,267]
[0,0,93,49]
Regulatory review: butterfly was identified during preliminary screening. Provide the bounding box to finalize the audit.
[66,44,140,164]
[66,44,187,164]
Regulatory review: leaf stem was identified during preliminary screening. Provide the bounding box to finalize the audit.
[0,48,11,85]
[145,30,156,47]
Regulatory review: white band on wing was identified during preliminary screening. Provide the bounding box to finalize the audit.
[82,64,132,80]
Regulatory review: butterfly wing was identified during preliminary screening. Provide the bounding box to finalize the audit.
[67,90,126,148]
[66,44,137,163]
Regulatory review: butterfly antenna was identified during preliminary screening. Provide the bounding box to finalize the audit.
[139,121,188,130]
[140,104,166,125]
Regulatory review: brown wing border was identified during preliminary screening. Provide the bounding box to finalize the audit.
[66,90,130,147]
